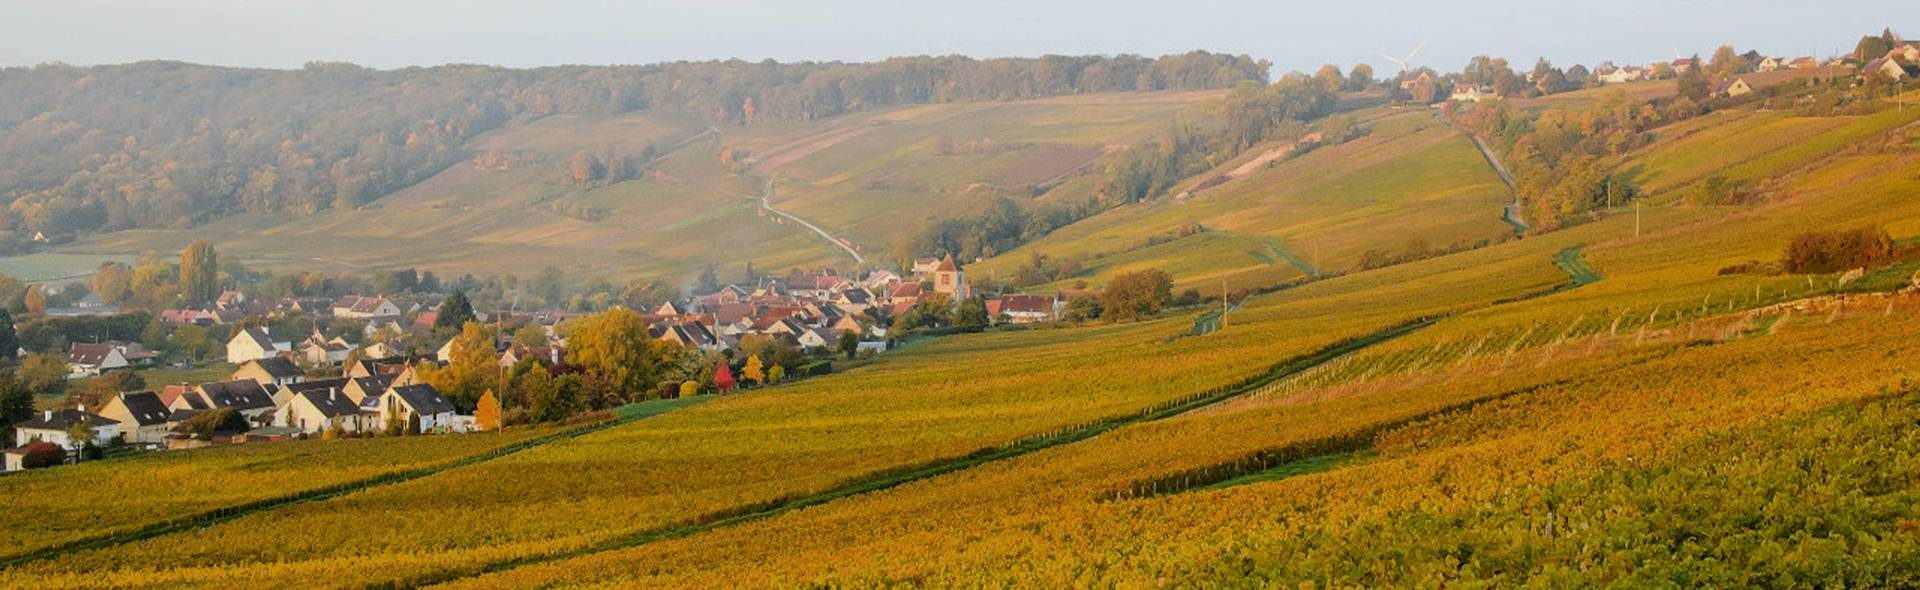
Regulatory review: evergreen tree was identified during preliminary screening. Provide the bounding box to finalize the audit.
[436,290,476,331]
[0,307,17,361]
[0,378,33,439]
[838,330,860,360]
[695,264,721,295]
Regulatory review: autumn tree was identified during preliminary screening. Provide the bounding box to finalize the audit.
[768,364,786,384]
[23,285,45,316]
[180,240,219,305]
[475,389,502,432]
[565,307,671,402]
[1345,63,1374,91]
[18,353,66,397]
[714,362,736,393]
[1312,64,1344,93]
[420,322,497,411]
[1708,45,1748,79]
[742,354,765,385]
[1101,269,1174,323]
[67,369,143,411]
[91,262,132,304]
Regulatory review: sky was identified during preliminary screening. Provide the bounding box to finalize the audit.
[1,1,1914,75]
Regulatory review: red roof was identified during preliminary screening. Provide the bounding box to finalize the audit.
[935,254,959,272]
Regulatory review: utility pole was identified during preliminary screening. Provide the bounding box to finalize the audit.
[1634,200,1642,239]
[1220,279,1229,330]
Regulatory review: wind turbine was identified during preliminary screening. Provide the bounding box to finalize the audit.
[1381,40,1428,75]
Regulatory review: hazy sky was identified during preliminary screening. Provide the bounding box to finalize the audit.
[2,1,1914,74]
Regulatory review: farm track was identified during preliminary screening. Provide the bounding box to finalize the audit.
[406,248,1605,588]
[1442,113,1530,236]
[0,401,701,571]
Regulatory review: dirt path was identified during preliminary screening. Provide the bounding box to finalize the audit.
[1443,115,1530,236]
[754,176,865,265]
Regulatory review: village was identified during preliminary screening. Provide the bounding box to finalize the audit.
[1,251,1095,473]
[1420,43,1917,103]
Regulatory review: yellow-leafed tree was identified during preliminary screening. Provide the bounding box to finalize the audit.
[743,354,765,385]
[475,389,502,432]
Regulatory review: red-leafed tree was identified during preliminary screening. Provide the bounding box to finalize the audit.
[714,362,736,393]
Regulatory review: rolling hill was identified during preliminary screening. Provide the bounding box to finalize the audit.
[4,70,1920,587]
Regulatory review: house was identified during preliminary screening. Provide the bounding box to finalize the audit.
[331,295,401,319]
[300,332,352,366]
[1790,57,1820,70]
[97,391,174,444]
[860,270,901,291]
[361,341,401,360]
[1715,77,1755,98]
[1596,66,1643,84]
[1864,57,1909,81]
[910,257,941,275]
[232,357,306,388]
[377,384,458,433]
[226,327,291,364]
[12,408,120,450]
[1449,84,1494,102]
[796,328,836,350]
[159,308,219,327]
[1670,58,1697,73]
[932,255,968,299]
[995,294,1061,324]
[194,379,278,422]
[275,380,375,434]
[500,345,566,370]
[215,290,248,311]
[1891,41,1920,64]
[66,342,129,376]
[1756,56,1785,72]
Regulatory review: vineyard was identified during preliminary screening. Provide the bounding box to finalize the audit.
[6,55,1920,587]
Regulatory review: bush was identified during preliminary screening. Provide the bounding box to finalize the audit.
[21,441,65,468]
[1783,226,1896,274]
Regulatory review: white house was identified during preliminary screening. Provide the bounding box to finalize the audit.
[226,327,291,364]
[1597,66,1644,84]
[12,408,121,450]
[377,384,458,433]
[97,391,174,445]
[1449,84,1495,102]
[66,343,129,376]
[300,332,352,366]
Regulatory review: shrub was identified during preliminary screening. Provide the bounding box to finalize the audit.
[1783,226,1896,274]
[21,441,65,468]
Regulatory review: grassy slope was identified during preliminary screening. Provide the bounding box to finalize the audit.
[35,93,1214,282]
[973,107,1514,292]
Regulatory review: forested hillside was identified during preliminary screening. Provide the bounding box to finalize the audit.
[0,53,1265,245]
